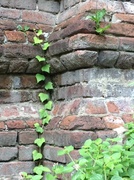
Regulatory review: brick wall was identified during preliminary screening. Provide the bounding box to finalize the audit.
[0,0,134,179]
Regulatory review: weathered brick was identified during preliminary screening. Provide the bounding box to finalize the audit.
[0,0,36,10]
[8,60,29,73]
[85,99,107,114]
[48,38,70,56]
[22,11,55,25]
[107,101,119,113]
[0,122,5,130]
[44,145,66,163]
[45,117,61,130]
[96,130,117,140]
[19,145,36,161]
[60,50,98,70]
[123,1,134,14]
[98,51,119,68]
[19,130,38,145]
[64,0,79,9]
[0,75,12,89]
[0,31,4,44]
[0,162,34,175]
[60,116,105,130]
[103,115,124,129]
[5,31,26,43]
[0,131,17,146]
[115,52,134,69]
[3,44,44,58]
[0,147,18,161]
[38,0,60,14]
[69,34,119,51]
[112,13,134,24]
[44,130,97,148]
[1,106,19,118]
[6,120,25,129]
[26,58,42,74]
[119,37,134,52]
[122,114,134,123]
[0,8,21,19]
[0,20,16,30]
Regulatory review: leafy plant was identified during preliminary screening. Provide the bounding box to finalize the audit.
[86,9,110,35]
[51,122,134,180]
[17,25,30,32]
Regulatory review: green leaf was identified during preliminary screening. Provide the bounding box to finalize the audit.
[39,109,48,119]
[44,101,53,110]
[58,146,74,156]
[36,55,46,62]
[41,64,50,73]
[42,42,50,50]
[36,74,45,83]
[32,150,42,161]
[96,24,110,34]
[31,175,43,180]
[46,174,56,180]
[34,36,43,44]
[90,173,103,180]
[38,93,49,102]
[33,165,51,175]
[24,25,29,31]
[17,25,23,31]
[34,137,45,147]
[36,29,43,36]
[111,176,122,180]
[42,114,51,125]
[34,123,44,133]
[45,82,53,90]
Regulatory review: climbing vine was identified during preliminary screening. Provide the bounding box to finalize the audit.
[21,30,53,180]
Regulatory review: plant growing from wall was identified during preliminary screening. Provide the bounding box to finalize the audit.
[21,29,54,180]
[86,9,110,35]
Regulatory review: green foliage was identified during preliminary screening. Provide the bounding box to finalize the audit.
[17,25,30,32]
[34,138,45,147]
[52,122,134,180]
[86,9,110,35]
[32,150,42,161]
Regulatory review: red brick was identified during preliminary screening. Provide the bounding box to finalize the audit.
[5,31,26,43]
[119,37,134,52]
[60,116,105,130]
[22,11,55,25]
[96,130,117,140]
[69,34,119,51]
[19,130,38,145]
[19,75,38,89]
[44,130,97,148]
[122,114,134,123]
[107,101,119,113]
[44,145,66,163]
[36,24,53,33]
[0,162,34,176]
[0,19,16,30]
[105,23,134,37]
[0,122,5,130]
[1,106,19,117]
[0,147,18,161]
[0,131,17,146]
[19,145,36,161]
[85,100,107,114]
[8,60,28,73]
[26,119,42,128]
[103,115,124,129]
[0,8,21,19]
[6,120,26,129]
[0,75,12,89]
[45,117,61,130]
[112,13,134,24]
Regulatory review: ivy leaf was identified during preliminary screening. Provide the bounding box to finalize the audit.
[33,165,51,175]
[17,25,23,31]
[39,109,48,119]
[34,123,44,133]
[36,29,43,36]
[32,150,42,161]
[46,174,56,180]
[44,101,53,110]
[42,42,50,50]
[41,64,50,73]
[38,93,49,102]
[36,55,46,62]
[34,36,43,44]
[42,114,51,125]
[24,25,29,31]
[90,174,103,180]
[36,74,45,83]
[34,138,45,147]
[45,82,53,90]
